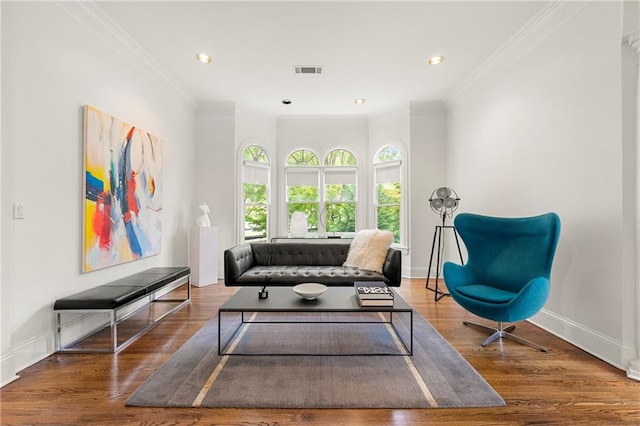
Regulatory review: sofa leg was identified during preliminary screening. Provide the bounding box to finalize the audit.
[258,286,269,299]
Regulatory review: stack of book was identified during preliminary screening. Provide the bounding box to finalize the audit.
[354,281,394,306]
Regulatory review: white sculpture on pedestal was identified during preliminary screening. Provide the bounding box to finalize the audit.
[195,202,211,227]
[290,211,308,237]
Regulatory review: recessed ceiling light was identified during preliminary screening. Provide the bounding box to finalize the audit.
[428,56,444,65]
[354,98,366,105]
[196,53,211,64]
[282,99,292,105]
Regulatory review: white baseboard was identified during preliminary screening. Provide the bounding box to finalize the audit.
[12,332,54,374]
[1,352,19,388]
[395,274,634,374]
[627,358,640,381]
[2,331,57,387]
[410,268,430,280]
[0,331,54,387]
[531,308,634,371]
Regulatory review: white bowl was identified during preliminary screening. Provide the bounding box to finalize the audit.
[292,283,328,300]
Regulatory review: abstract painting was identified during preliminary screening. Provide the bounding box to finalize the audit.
[83,105,163,272]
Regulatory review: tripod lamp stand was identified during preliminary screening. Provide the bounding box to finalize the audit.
[426,187,464,302]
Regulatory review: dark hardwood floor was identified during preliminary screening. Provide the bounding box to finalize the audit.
[1,278,638,425]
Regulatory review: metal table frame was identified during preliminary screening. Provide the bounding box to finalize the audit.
[218,287,413,356]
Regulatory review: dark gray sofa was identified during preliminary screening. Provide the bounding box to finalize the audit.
[224,242,402,287]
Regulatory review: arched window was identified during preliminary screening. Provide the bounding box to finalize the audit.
[287,149,320,166]
[323,149,357,236]
[285,148,358,237]
[373,145,403,244]
[324,149,357,166]
[285,149,320,235]
[242,145,270,242]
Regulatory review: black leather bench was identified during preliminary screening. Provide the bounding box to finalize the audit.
[54,267,190,353]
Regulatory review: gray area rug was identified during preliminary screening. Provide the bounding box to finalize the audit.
[126,310,505,409]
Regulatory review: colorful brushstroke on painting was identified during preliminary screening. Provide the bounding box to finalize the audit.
[83,105,163,272]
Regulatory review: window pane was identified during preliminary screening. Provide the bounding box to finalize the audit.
[243,145,268,163]
[242,145,269,243]
[324,149,357,166]
[375,146,402,163]
[325,203,355,233]
[244,162,269,184]
[244,183,267,204]
[374,145,402,244]
[244,205,267,241]
[287,149,319,166]
[375,162,400,184]
[325,183,356,202]
[377,205,400,243]
[286,169,318,186]
[288,186,318,202]
[289,203,318,233]
[324,168,356,184]
[377,182,401,204]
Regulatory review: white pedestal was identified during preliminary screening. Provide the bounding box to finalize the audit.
[190,226,218,287]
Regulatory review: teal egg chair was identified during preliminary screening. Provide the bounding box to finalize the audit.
[443,212,561,352]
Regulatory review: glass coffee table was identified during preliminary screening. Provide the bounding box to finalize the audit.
[218,286,413,356]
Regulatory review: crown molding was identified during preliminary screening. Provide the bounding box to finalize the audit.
[55,1,196,106]
[445,1,590,105]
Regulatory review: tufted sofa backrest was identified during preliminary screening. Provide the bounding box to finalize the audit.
[251,242,351,266]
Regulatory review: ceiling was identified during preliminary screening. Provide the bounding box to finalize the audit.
[96,1,550,116]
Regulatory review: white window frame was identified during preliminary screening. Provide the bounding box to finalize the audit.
[373,146,405,247]
[322,165,358,237]
[240,146,271,243]
[284,148,359,237]
[285,166,321,235]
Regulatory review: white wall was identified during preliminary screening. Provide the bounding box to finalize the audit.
[1,2,196,385]
[0,0,11,387]
[623,0,639,37]
[622,41,639,364]
[446,1,633,368]
[276,116,370,163]
[195,103,236,276]
[409,102,447,279]
[235,107,278,156]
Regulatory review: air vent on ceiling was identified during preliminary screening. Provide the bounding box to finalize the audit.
[294,65,323,75]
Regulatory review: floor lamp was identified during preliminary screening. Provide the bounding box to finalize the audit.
[425,187,464,302]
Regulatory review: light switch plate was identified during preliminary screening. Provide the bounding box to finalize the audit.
[13,202,24,219]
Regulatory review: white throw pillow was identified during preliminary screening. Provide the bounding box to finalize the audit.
[343,229,394,273]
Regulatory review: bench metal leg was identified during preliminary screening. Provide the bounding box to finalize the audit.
[55,312,62,351]
[55,274,191,353]
[111,310,117,353]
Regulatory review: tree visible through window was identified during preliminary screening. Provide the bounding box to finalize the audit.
[286,150,320,234]
[287,149,320,166]
[374,146,402,243]
[323,149,357,235]
[242,145,270,241]
[285,148,358,236]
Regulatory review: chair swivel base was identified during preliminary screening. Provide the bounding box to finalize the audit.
[463,321,548,352]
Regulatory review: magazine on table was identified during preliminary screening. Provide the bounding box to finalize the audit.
[354,281,394,306]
